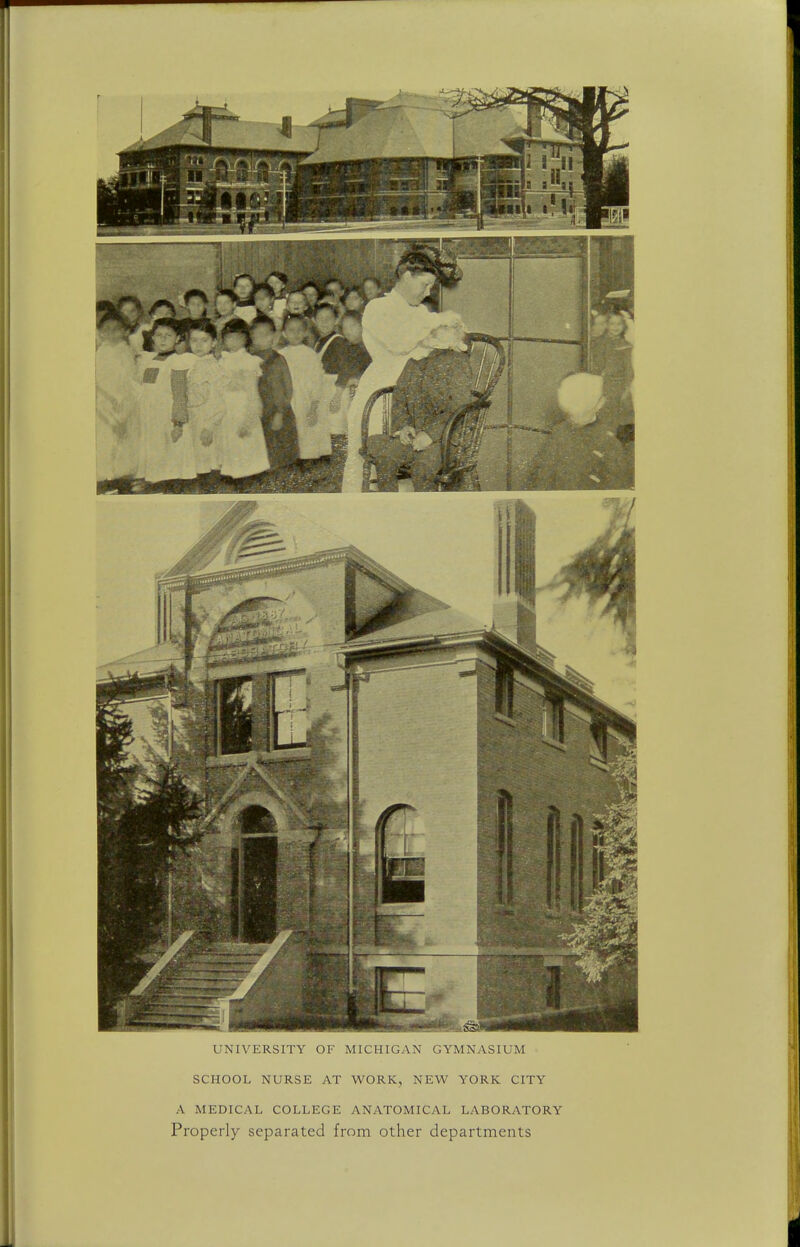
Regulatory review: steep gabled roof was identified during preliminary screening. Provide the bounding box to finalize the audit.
[344,588,483,649]
[452,106,526,157]
[121,113,319,156]
[303,93,452,165]
[301,93,533,166]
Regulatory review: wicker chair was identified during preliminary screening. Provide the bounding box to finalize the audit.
[359,333,506,492]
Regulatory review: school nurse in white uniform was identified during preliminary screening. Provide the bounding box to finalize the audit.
[339,245,463,493]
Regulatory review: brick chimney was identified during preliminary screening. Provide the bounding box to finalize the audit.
[492,500,537,655]
[202,106,212,146]
[526,101,542,138]
[281,115,293,138]
[345,97,381,128]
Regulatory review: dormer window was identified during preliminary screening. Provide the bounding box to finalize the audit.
[231,523,287,565]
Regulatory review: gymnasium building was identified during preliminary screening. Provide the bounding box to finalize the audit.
[99,498,636,1030]
[113,94,585,227]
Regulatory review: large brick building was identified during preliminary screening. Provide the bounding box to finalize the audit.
[99,499,635,1030]
[115,95,584,227]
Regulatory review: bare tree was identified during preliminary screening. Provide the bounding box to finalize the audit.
[444,87,629,229]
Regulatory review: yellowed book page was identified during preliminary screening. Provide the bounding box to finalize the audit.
[8,3,791,1246]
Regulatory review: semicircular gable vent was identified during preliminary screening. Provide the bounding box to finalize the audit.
[233,523,287,564]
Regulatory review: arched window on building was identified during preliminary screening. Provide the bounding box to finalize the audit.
[214,159,229,182]
[496,791,513,905]
[546,807,561,910]
[379,805,425,904]
[256,160,270,183]
[278,159,293,185]
[592,820,605,890]
[236,159,249,183]
[230,522,287,564]
[570,815,584,912]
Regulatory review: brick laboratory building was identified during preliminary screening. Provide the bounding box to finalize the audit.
[113,94,584,227]
[99,500,635,1030]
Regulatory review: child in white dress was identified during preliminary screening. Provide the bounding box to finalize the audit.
[186,320,227,484]
[96,313,139,489]
[135,318,196,488]
[279,314,329,461]
[217,319,270,481]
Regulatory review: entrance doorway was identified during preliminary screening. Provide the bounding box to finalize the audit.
[231,806,278,942]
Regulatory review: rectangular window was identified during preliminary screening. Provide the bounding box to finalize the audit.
[379,968,425,1013]
[546,808,561,909]
[272,670,307,748]
[496,793,513,905]
[590,719,608,763]
[541,152,547,169]
[545,966,561,1009]
[543,694,564,743]
[495,663,514,718]
[592,824,605,890]
[217,676,253,755]
[570,817,584,911]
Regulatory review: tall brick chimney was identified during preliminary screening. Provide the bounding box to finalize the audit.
[281,115,293,138]
[345,97,381,128]
[492,500,537,655]
[202,106,212,146]
[526,101,542,138]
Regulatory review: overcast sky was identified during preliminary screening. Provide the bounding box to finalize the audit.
[97,92,629,180]
[96,494,635,712]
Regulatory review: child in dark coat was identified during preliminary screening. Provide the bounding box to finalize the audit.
[532,372,632,491]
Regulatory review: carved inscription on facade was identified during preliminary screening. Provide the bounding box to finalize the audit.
[208,599,310,664]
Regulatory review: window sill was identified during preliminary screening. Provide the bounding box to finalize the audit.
[589,756,610,771]
[494,712,516,727]
[541,736,566,752]
[207,748,311,768]
[376,903,425,918]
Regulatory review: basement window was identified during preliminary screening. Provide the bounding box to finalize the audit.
[545,966,562,1009]
[378,968,425,1013]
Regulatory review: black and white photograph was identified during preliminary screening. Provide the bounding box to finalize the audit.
[96,234,634,494]
[97,494,637,1032]
[97,89,630,234]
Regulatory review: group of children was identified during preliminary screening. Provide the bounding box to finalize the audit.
[96,271,376,491]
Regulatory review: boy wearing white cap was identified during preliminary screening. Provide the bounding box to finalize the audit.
[532,372,632,491]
